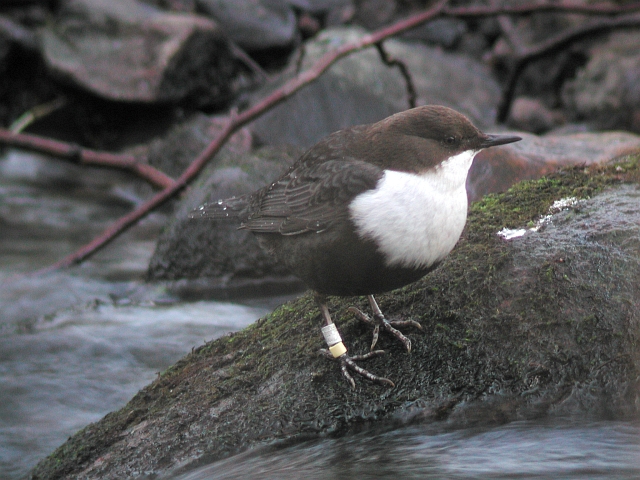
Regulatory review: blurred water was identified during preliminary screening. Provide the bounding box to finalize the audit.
[0,299,268,479]
[0,150,271,478]
[175,419,640,480]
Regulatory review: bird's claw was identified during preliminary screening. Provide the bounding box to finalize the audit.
[319,349,394,388]
[348,306,422,352]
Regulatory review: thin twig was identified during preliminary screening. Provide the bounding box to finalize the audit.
[0,129,175,189]
[375,42,417,109]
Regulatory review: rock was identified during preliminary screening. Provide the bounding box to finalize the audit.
[386,39,501,131]
[456,29,490,58]
[402,17,468,48]
[249,26,503,148]
[147,143,305,296]
[490,12,592,108]
[197,0,297,51]
[454,17,497,58]
[562,30,640,133]
[145,113,252,178]
[507,96,565,134]
[196,0,355,51]
[468,130,640,201]
[29,158,640,479]
[295,0,356,28]
[351,0,396,30]
[0,13,54,127]
[249,27,406,147]
[39,0,236,106]
[289,0,353,14]
[154,0,197,12]
[498,10,590,47]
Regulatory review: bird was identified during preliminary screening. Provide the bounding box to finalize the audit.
[190,105,521,388]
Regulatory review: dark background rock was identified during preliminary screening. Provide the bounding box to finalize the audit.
[401,17,468,48]
[562,31,640,133]
[29,159,640,479]
[248,27,409,147]
[145,112,252,178]
[468,130,640,201]
[507,96,566,133]
[147,143,305,297]
[249,26,502,148]
[288,0,353,14]
[0,13,38,52]
[351,0,397,30]
[39,0,237,107]
[489,11,594,111]
[2,0,640,139]
[197,0,297,51]
[0,7,57,129]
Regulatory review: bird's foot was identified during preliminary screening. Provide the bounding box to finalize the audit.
[349,300,422,352]
[315,294,396,388]
[319,349,394,388]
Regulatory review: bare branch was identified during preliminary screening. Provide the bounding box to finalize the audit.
[0,128,176,189]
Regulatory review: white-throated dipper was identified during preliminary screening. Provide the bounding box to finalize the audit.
[190,105,521,388]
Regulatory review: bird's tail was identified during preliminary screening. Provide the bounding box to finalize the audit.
[188,195,249,221]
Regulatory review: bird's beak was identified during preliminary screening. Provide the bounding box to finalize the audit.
[480,133,522,148]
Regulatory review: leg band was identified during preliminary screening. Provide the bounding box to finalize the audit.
[322,323,347,358]
[328,342,347,358]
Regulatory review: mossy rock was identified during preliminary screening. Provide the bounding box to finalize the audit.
[30,155,640,479]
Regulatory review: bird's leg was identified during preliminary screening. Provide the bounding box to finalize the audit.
[314,293,394,389]
[349,294,423,352]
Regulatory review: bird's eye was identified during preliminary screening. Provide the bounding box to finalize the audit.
[444,136,457,146]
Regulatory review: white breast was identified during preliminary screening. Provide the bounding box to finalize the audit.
[348,150,477,269]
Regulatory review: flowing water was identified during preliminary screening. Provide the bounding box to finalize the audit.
[0,151,273,478]
[174,419,640,480]
[1,150,639,479]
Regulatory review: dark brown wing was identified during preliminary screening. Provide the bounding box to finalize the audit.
[188,194,250,220]
[241,158,383,235]
[189,124,380,229]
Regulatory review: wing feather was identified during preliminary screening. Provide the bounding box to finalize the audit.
[241,159,383,235]
[188,195,249,220]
